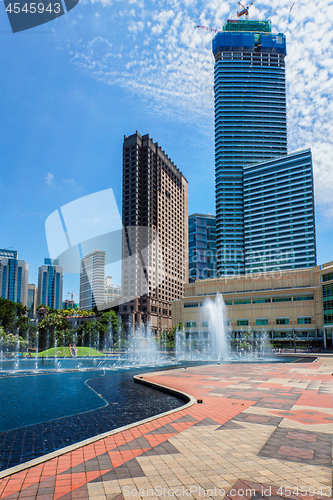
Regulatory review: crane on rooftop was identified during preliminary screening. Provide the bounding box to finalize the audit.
[237,1,254,18]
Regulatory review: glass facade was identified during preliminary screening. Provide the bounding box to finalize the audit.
[38,258,63,309]
[213,20,287,275]
[243,149,316,272]
[323,282,333,326]
[0,250,28,306]
[188,214,216,282]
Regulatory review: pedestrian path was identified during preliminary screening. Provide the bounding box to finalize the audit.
[0,358,332,500]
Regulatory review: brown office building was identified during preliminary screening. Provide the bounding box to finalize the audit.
[120,132,188,334]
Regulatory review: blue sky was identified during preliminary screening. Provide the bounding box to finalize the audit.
[1,0,333,300]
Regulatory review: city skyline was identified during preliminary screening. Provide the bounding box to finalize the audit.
[1,0,333,298]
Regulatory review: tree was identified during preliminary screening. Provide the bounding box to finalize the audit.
[0,298,30,336]
[159,323,182,349]
[38,310,74,351]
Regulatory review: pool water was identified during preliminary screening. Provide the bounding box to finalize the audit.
[0,366,184,472]
[0,372,107,432]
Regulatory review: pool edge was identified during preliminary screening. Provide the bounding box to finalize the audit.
[0,369,196,480]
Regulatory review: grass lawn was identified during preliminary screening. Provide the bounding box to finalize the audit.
[34,346,104,357]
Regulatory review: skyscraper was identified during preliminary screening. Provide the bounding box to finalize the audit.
[37,258,63,309]
[188,214,216,282]
[0,249,29,306]
[120,132,188,334]
[79,250,105,311]
[244,149,316,271]
[213,19,288,275]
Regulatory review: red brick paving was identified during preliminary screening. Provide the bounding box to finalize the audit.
[0,360,332,500]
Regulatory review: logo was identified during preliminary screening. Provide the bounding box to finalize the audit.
[45,188,165,311]
[4,0,79,33]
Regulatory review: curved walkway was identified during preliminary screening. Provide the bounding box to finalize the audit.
[0,358,332,500]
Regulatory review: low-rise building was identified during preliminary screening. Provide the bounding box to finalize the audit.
[172,261,333,347]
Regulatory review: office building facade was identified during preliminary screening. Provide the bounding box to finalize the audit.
[37,258,63,310]
[213,20,288,275]
[244,149,316,272]
[80,250,105,310]
[0,249,29,306]
[172,261,333,348]
[120,131,188,334]
[189,214,216,282]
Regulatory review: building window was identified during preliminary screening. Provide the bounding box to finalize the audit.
[272,296,292,302]
[297,317,312,325]
[253,298,270,303]
[234,299,251,305]
[322,272,333,282]
[237,319,249,326]
[293,295,314,301]
[256,319,269,326]
[184,302,198,308]
[276,318,289,325]
[186,321,196,328]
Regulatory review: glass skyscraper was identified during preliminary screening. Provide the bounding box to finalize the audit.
[213,19,288,275]
[37,258,63,310]
[0,249,29,306]
[188,214,216,282]
[243,149,316,272]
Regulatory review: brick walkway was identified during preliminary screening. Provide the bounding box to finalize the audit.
[0,358,332,500]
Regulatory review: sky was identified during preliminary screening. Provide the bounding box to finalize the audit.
[1,0,333,301]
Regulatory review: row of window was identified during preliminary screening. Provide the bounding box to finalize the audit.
[185,317,311,328]
[183,295,314,308]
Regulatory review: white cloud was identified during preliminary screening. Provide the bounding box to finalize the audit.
[70,0,333,220]
[45,173,54,185]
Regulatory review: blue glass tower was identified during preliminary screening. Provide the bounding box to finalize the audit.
[243,149,317,271]
[37,258,63,309]
[213,19,287,275]
[188,214,216,282]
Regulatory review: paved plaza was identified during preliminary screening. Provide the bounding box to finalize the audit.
[0,357,332,500]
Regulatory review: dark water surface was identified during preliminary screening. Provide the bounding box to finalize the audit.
[0,366,184,472]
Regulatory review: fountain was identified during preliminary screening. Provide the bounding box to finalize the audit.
[0,292,277,376]
[175,293,272,361]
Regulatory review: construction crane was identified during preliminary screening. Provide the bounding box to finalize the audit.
[196,25,219,33]
[237,1,254,18]
[66,291,78,309]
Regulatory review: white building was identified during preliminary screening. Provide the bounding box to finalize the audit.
[80,250,105,310]
[104,276,121,303]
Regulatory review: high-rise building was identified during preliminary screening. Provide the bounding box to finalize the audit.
[120,131,188,334]
[79,250,105,310]
[189,214,216,282]
[27,284,37,318]
[104,276,121,303]
[213,19,288,275]
[37,258,63,309]
[0,249,29,306]
[244,149,316,272]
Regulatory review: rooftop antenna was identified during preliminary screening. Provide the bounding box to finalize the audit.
[237,1,254,18]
